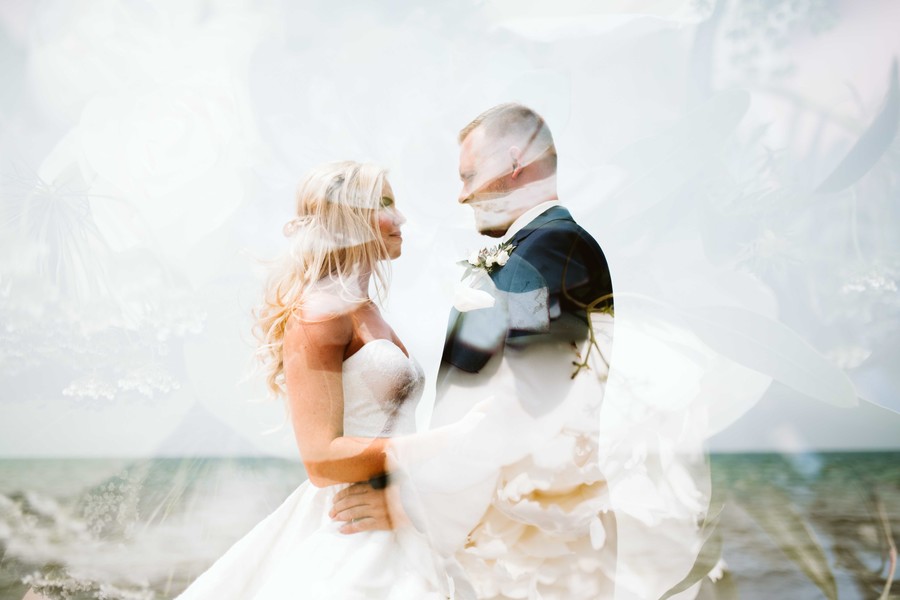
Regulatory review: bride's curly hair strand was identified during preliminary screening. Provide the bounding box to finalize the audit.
[252,161,391,399]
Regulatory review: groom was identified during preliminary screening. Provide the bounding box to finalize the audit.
[436,102,613,413]
[332,103,616,597]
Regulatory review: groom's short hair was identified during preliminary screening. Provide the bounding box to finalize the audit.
[459,103,558,171]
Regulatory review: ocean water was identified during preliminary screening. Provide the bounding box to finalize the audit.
[709,453,900,600]
[0,453,897,600]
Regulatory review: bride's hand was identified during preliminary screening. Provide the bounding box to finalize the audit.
[330,481,393,534]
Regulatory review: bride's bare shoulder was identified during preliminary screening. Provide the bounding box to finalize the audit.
[284,306,353,349]
[282,280,367,353]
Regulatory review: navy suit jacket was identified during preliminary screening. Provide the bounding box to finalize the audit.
[441,206,613,374]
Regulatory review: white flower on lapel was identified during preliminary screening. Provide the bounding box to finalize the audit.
[463,241,516,274]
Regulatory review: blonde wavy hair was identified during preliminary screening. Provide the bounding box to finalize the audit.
[253,161,391,398]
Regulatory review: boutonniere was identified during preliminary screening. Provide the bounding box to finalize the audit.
[460,241,515,274]
[452,241,514,311]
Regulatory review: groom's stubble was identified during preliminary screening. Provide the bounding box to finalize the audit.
[463,176,559,237]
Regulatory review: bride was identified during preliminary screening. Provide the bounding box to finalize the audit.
[175,161,456,599]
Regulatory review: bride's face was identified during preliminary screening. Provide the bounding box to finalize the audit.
[377,180,405,259]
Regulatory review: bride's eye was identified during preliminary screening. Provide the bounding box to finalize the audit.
[380,196,394,208]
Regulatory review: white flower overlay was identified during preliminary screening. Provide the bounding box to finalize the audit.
[452,281,496,312]
[708,557,728,582]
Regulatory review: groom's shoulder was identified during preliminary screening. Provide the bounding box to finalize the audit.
[519,209,603,255]
[528,206,593,235]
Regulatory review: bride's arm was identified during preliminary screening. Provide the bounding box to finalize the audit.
[283,313,387,488]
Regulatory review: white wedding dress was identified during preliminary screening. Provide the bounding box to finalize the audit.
[175,339,455,600]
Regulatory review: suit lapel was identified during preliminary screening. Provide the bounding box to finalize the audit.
[497,206,575,286]
[507,205,574,249]
[443,205,576,373]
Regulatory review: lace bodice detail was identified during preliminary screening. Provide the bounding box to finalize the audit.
[341,339,424,437]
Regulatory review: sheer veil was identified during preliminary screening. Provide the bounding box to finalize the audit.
[1,2,898,599]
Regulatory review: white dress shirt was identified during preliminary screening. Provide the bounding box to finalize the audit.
[500,200,562,243]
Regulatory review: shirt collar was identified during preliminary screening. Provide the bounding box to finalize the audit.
[500,200,562,243]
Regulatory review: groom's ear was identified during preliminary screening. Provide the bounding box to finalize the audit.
[509,146,523,179]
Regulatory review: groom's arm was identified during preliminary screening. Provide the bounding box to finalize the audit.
[504,224,612,344]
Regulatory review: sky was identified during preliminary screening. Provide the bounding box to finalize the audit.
[0,0,898,457]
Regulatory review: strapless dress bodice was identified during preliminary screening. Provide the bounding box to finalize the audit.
[174,338,456,600]
[341,339,424,438]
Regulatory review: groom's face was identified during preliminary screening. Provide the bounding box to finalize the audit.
[458,127,535,237]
